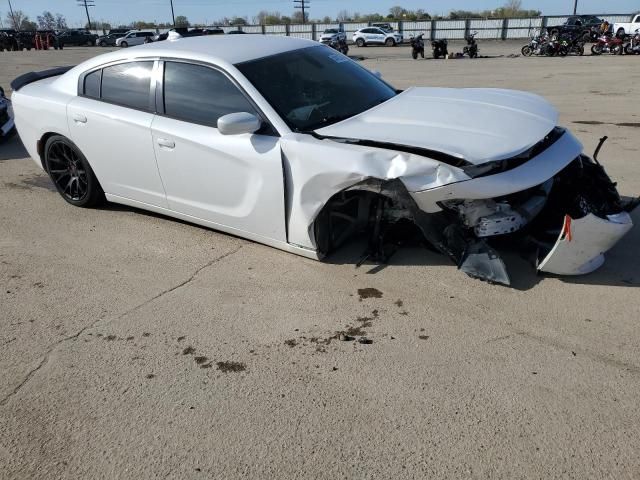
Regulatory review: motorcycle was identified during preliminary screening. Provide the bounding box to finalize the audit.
[431,39,448,59]
[521,32,549,56]
[410,34,425,59]
[624,29,640,54]
[463,31,479,58]
[543,38,569,57]
[591,34,624,55]
[329,37,349,55]
[561,32,585,56]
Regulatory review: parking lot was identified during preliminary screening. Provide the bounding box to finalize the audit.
[1,41,640,479]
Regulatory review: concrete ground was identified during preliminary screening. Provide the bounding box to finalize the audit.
[1,41,640,479]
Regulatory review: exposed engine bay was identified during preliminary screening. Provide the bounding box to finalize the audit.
[313,144,637,286]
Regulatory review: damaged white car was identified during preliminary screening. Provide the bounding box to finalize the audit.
[10,36,636,285]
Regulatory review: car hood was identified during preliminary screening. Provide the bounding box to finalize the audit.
[314,87,560,165]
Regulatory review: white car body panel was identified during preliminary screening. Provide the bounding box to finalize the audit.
[316,87,560,164]
[67,96,168,208]
[9,36,634,285]
[538,213,633,275]
[151,115,287,242]
[409,131,583,212]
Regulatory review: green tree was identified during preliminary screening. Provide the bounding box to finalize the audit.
[175,15,189,27]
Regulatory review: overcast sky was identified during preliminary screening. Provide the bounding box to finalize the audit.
[1,0,637,27]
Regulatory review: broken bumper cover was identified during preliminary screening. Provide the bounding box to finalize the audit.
[538,212,633,275]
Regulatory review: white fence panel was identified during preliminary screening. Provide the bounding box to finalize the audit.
[402,21,431,38]
[434,20,466,39]
[507,17,543,39]
[242,25,263,34]
[469,18,503,39]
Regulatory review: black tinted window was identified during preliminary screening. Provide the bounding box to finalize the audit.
[163,62,256,127]
[84,69,101,98]
[101,61,153,110]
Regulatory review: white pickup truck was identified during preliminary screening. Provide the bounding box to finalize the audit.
[614,13,640,37]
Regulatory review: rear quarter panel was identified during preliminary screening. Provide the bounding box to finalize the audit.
[12,79,74,169]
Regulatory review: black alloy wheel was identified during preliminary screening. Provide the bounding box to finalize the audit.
[44,136,104,207]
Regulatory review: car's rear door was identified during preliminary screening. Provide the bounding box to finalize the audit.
[67,60,168,208]
[150,60,286,242]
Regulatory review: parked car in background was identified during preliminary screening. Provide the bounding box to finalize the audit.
[0,85,14,140]
[613,13,640,38]
[57,30,98,46]
[107,28,131,36]
[96,33,126,47]
[547,15,604,41]
[115,30,155,47]
[319,28,346,45]
[227,30,247,34]
[372,23,394,33]
[353,27,403,47]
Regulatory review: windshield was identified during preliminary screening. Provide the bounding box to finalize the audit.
[236,45,397,131]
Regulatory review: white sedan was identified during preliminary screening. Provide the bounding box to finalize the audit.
[352,27,403,47]
[10,36,635,285]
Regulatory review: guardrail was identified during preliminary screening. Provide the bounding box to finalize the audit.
[91,14,634,41]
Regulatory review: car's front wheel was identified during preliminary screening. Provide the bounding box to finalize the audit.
[120,41,128,48]
[99,41,107,47]
[385,38,396,47]
[356,38,365,47]
[44,135,104,208]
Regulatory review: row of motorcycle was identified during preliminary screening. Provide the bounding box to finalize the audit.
[410,32,479,60]
[522,30,640,57]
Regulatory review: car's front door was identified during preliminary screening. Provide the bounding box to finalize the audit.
[67,60,168,208]
[151,60,286,243]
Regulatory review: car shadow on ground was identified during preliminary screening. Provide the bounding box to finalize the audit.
[325,208,640,291]
[0,133,28,161]
[14,170,640,292]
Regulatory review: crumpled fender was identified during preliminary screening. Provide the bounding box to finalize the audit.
[280,133,469,250]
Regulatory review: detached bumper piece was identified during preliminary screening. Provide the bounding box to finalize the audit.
[538,212,633,275]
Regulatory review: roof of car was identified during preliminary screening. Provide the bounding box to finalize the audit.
[118,35,314,64]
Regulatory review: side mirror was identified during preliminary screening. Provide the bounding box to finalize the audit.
[217,112,262,135]
[370,70,382,79]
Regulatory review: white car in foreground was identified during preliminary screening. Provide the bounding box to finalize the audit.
[353,27,403,47]
[10,36,636,285]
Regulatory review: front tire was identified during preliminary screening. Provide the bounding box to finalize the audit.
[522,45,533,56]
[412,49,418,59]
[44,135,104,208]
[120,41,128,48]
[591,44,602,55]
[99,41,107,47]
[355,38,365,47]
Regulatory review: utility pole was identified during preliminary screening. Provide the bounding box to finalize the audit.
[7,0,17,29]
[293,0,309,24]
[77,0,95,30]
[573,0,578,15]
[170,0,176,27]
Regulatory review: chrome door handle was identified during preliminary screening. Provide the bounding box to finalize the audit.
[72,113,87,124]
[157,138,175,149]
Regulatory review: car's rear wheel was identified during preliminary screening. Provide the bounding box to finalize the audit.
[385,38,395,47]
[44,135,104,208]
[120,41,128,48]
[617,28,625,38]
[356,38,365,47]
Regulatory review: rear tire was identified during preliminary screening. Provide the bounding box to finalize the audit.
[412,49,418,59]
[617,28,626,38]
[44,135,104,208]
[591,44,602,55]
[385,38,395,47]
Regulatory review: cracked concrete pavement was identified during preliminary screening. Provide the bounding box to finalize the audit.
[1,42,640,479]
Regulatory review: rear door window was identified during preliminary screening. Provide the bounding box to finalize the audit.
[83,69,101,98]
[101,61,154,110]
[162,61,256,127]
